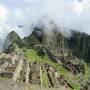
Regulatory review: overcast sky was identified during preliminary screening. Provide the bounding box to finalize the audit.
[0,0,90,38]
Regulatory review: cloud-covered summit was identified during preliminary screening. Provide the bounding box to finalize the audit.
[0,0,90,39]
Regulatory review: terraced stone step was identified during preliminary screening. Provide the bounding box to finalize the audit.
[0,54,21,78]
[19,60,28,83]
[45,64,74,89]
[29,62,41,84]
[0,53,76,89]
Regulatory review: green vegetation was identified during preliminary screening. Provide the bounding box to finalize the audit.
[83,63,90,80]
[2,28,90,90]
[24,33,40,47]
[69,32,90,62]
[17,48,90,90]
[40,66,50,87]
[68,63,90,90]
[23,48,80,90]
[0,76,10,80]
[69,81,80,90]
[23,48,69,75]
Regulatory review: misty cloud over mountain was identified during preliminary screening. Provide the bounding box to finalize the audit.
[0,0,90,51]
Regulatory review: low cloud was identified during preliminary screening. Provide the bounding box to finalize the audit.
[73,0,90,15]
[0,0,90,39]
[0,5,9,24]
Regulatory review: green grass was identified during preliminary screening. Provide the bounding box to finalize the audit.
[23,48,69,75]
[15,48,90,90]
[21,48,86,90]
[0,76,10,80]
[40,66,50,87]
[69,63,90,90]
[69,81,80,90]
[83,63,90,80]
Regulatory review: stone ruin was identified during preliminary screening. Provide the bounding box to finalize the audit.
[80,81,90,90]
[0,52,73,90]
[0,53,19,79]
[44,64,74,89]
[60,58,85,75]
[0,50,87,90]
[0,72,13,78]
[46,48,85,75]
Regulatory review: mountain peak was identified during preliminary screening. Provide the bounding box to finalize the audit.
[3,31,24,51]
[8,31,19,38]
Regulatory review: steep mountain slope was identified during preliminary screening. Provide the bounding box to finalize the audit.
[25,25,90,63]
[3,31,24,50]
[24,28,41,47]
[68,30,90,62]
[24,27,68,49]
[5,27,90,63]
